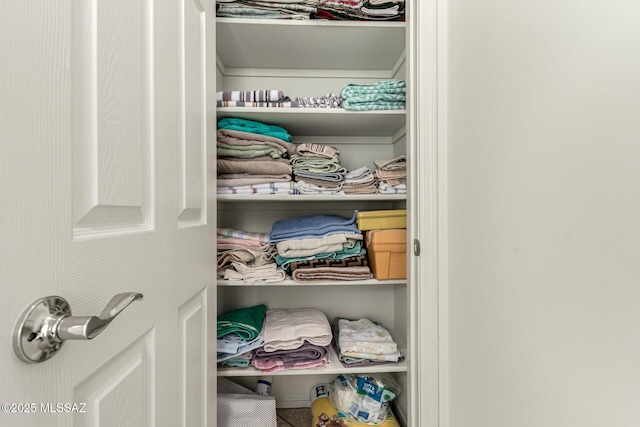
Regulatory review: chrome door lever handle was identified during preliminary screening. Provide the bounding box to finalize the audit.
[13,293,143,364]
[56,293,143,340]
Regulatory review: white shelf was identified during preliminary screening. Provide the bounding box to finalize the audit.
[217,345,407,377]
[215,107,406,137]
[216,18,406,73]
[216,193,406,202]
[217,278,406,287]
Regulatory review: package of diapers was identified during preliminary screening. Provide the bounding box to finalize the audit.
[310,382,400,427]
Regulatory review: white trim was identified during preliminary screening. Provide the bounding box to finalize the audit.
[408,0,445,426]
[437,0,449,426]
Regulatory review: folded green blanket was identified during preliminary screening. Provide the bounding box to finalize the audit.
[217,304,267,341]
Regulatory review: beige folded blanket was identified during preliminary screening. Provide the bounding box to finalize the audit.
[217,157,292,175]
[375,155,406,171]
[276,233,362,258]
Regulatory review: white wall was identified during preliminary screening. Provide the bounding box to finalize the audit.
[447,1,640,426]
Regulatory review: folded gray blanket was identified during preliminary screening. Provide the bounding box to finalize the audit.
[254,342,327,366]
[292,266,374,281]
[293,170,345,183]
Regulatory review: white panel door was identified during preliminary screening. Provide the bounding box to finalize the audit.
[0,1,208,427]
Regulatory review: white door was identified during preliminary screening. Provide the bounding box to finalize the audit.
[1,0,209,426]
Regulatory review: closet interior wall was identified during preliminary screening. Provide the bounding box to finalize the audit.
[210,13,411,425]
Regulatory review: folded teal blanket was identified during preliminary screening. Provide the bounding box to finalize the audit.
[218,118,292,142]
[217,304,267,341]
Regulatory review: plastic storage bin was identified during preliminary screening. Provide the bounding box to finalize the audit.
[217,378,277,427]
[365,229,407,280]
[356,209,406,231]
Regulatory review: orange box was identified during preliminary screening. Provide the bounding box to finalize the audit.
[365,229,407,280]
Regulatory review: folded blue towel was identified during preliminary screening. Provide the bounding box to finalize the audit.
[270,211,360,243]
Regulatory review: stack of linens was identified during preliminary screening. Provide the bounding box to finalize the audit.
[269,212,373,281]
[216,118,297,195]
[333,317,403,366]
[340,79,406,111]
[217,304,267,368]
[217,227,284,282]
[290,142,347,195]
[342,166,378,194]
[252,308,332,373]
[216,0,318,20]
[375,155,406,194]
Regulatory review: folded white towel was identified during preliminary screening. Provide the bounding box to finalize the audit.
[262,308,332,352]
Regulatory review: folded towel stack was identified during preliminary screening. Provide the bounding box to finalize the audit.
[375,155,406,194]
[217,227,285,283]
[216,118,298,194]
[361,0,405,19]
[333,317,403,366]
[290,142,347,195]
[217,304,267,367]
[252,308,332,373]
[342,165,379,194]
[269,212,374,280]
[216,1,319,20]
[215,0,405,21]
[340,79,406,111]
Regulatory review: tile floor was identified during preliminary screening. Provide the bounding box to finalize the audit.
[277,408,313,427]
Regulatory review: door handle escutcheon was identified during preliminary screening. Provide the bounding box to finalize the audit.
[13,293,143,364]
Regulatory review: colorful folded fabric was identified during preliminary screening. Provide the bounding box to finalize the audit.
[288,255,368,271]
[219,351,253,368]
[217,304,267,341]
[216,89,285,103]
[217,100,295,108]
[274,243,365,270]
